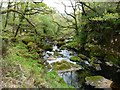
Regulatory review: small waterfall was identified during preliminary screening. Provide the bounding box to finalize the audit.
[43,44,81,88]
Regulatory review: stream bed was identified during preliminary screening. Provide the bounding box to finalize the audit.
[43,45,88,88]
[43,44,113,89]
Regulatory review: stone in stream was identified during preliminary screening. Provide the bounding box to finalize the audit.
[85,76,113,89]
[70,56,82,62]
[47,56,57,60]
[52,60,81,72]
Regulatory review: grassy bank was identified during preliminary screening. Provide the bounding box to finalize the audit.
[2,41,73,88]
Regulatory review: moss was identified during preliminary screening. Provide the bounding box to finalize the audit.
[54,51,59,57]
[22,36,35,44]
[57,41,65,47]
[85,76,103,84]
[56,38,65,42]
[53,63,70,70]
[47,63,52,69]
[88,44,105,57]
[70,56,82,62]
[78,54,88,59]
[37,42,44,48]
[60,45,66,50]
[64,41,79,50]
[27,42,36,48]
[43,44,52,51]
[89,57,97,64]
[105,54,119,65]
[85,76,112,88]
[52,60,80,71]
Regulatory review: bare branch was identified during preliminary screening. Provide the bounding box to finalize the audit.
[62,2,76,19]
[78,1,100,15]
[0,9,37,35]
[60,14,74,24]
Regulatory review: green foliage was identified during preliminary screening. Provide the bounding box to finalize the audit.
[105,52,120,65]
[90,13,119,21]
[33,14,58,37]
[2,1,120,88]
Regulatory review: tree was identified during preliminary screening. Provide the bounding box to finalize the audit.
[0,1,51,37]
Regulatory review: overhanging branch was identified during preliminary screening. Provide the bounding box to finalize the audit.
[0,9,37,34]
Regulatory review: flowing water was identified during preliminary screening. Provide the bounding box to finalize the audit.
[43,45,84,88]
[43,44,113,89]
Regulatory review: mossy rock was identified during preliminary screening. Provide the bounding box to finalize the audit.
[36,48,43,54]
[29,33,35,36]
[60,45,66,50]
[22,36,35,44]
[53,63,70,70]
[52,60,80,71]
[78,54,88,60]
[105,54,119,65]
[47,64,52,69]
[54,51,59,57]
[87,44,105,57]
[43,44,52,51]
[57,41,65,47]
[27,42,38,52]
[27,42,36,48]
[70,56,82,62]
[37,42,44,48]
[85,76,103,84]
[56,38,65,42]
[89,57,97,64]
[64,42,78,50]
[85,76,112,88]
